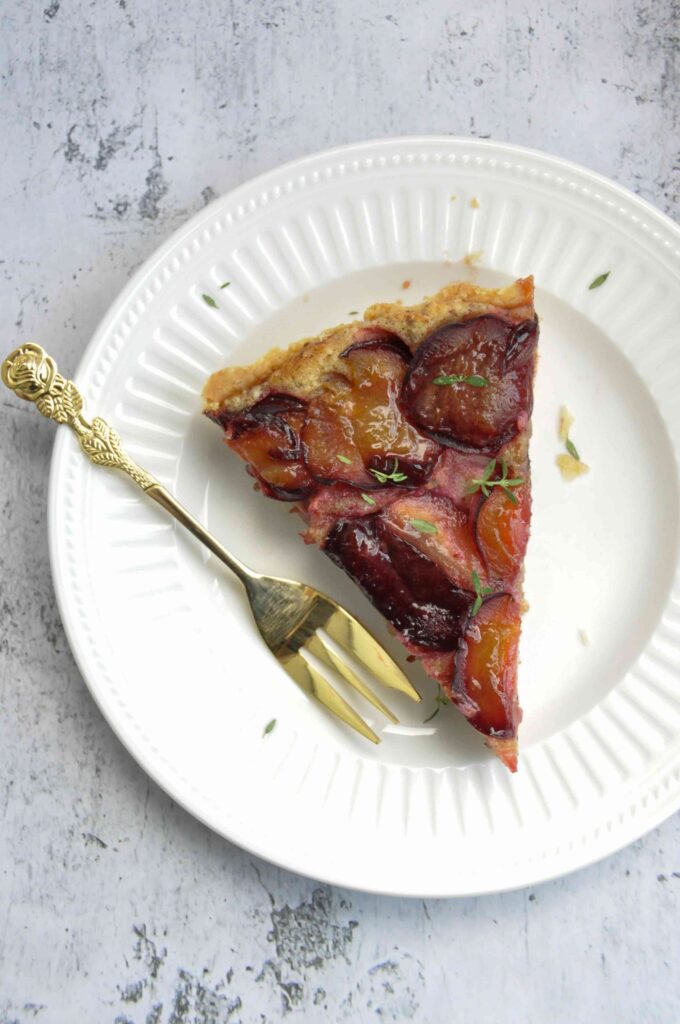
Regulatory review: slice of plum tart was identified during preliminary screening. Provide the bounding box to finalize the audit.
[203,277,538,771]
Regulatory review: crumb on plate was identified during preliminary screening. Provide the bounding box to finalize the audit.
[470,197,480,209]
[450,194,457,202]
[401,279,411,290]
[558,405,574,442]
[463,250,483,267]
[578,629,590,646]
[556,453,589,480]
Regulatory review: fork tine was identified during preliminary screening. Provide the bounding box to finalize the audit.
[282,651,380,744]
[305,634,398,724]
[323,609,422,703]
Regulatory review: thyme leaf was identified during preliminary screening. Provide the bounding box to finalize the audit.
[589,271,610,290]
[466,459,524,503]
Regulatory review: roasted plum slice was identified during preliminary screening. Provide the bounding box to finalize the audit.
[225,393,314,500]
[401,315,538,453]
[381,491,485,592]
[451,594,522,770]
[302,336,439,489]
[474,479,530,586]
[304,482,400,546]
[324,517,474,652]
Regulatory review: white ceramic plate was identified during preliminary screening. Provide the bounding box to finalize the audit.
[49,137,680,897]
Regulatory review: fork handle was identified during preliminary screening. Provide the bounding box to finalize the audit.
[2,343,254,587]
[145,483,252,584]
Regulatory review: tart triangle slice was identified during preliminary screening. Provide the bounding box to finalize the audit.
[204,278,538,771]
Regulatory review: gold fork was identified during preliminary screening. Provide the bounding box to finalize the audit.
[2,344,421,742]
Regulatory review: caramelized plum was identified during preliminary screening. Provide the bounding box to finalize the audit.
[304,482,399,545]
[324,517,474,651]
[302,384,372,487]
[226,393,314,500]
[475,481,530,586]
[381,491,485,592]
[401,315,538,452]
[452,595,521,767]
[303,339,439,488]
[340,330,413,361]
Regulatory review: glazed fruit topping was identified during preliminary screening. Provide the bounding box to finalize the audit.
[474,481,530,586]
[452,594,521,738]
[401,315,538,452]
[381,491,486,593]
[302,337,439,489]
[222,393,314,500]
[324,516,475,651]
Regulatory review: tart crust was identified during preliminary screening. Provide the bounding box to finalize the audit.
[203,277,534,414]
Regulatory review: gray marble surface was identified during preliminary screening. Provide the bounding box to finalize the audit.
[2,1,680,1021]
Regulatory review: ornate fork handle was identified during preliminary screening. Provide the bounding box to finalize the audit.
[2,342,253,585]
[2,343,156,490]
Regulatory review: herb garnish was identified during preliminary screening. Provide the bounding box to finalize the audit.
[589,271,610,290]
[348,310,359,316]
[465,459,524,504]
[409,518,438,534]
[423,692,449,723]
[471,570,493,617]
[361,493,376,505]
[370,459,408,484]
[558,406,585,470]
[202,293,218,308]
[433,373,488,388]
[220,281,231,289]
[336,454,352,464]
[565,438,580,460]
[263,718,277,736]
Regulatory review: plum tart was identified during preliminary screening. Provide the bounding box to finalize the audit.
[203,277,538,771]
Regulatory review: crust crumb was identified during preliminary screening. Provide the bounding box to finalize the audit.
[450,194,457,202]
[578,629,590,646]
[558,405,574,442]
[463,250,483,267]
[470,197,480,209]
[556,453,589,480]
[557,406,588,479]
[401,279,411,290]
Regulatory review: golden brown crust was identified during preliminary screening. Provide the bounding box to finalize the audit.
[203,277,534,415]
[363,276,534,346]
[485,735,518,773]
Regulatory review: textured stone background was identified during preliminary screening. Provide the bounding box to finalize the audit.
[2,1,680,1021]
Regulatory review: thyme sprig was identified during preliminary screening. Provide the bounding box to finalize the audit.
[409,518,438,534]
[370,459,408,484]
[433,373,488,388]
[465,459,523,505]
[423,692,450,723]
[471,570,493,617]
